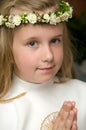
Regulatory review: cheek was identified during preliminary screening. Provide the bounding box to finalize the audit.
[14,55,31,68]
[13,51,38,71]
[55,47,64,63]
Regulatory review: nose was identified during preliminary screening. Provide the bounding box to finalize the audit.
[41,45,54,62]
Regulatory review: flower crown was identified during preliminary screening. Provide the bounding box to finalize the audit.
[0,0,73,28]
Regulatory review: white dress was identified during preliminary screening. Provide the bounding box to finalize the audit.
[0,75,86,130]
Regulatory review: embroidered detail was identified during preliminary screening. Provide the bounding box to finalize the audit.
[40,111,58,130]
[0,92,26,103]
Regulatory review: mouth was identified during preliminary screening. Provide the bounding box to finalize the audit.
[38,65,55,71]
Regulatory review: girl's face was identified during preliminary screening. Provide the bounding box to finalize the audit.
[13,23,64,83]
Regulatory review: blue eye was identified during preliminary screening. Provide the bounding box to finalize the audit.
[28,41,37,47]
[51,39,60,44]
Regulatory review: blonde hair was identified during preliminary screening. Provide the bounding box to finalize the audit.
[0,0,76,99]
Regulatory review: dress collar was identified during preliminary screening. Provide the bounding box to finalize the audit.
[2,75,54,101]
[12,74,54,92]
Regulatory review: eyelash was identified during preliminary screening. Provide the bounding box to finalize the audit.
[27,38,62,47]
[50,38,61,44]
[27,41,38,47]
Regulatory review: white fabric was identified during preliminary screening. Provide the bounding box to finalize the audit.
[0,75,86,130]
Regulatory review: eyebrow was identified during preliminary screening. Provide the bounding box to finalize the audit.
[51,34,63,38]
[23,34,63,43]
[27,34,63,39]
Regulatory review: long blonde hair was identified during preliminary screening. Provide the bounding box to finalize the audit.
[0,0,76,98]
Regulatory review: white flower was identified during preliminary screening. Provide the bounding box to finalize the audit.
[9,15,14,23]
[5,22,15,28]
[0,1,73,28]
[27,13,37,24]
[43,14,50,23]
[12,15,21,26]
[60,12,69,21]
[69,7,73,18]
[65,2,69,6]
[70,7,73,13]
[56,17,61,23]
[50,13,57,25]
[0,15,3,25]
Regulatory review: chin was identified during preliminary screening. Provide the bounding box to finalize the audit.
[37,76,54,83]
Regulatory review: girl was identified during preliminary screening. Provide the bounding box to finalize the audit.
[0,0,86,130]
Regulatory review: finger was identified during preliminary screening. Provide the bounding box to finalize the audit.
[65,108,77,130]
[73,108,77,121]
[58,101,73,120]
[71,121,78,130]
[53,101,76,130]
[65,110,75,129]
[53,102,73,130]
[71,101,76,107]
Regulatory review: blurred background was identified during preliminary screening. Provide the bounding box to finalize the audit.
[66,0,86,82]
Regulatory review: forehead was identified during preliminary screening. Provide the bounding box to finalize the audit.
[14,23,63,38]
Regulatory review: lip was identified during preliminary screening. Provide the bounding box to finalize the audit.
[38,65,55,71]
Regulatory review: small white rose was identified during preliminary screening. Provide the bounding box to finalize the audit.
[13,15,21,26]
[9,15,14,23]
[5,22,15,28]
[56,17,61,23]
[27,13,37,24]
[50,13,57,25]
[43,14,50,23]
[0,15,3,25]
[69,7,73,18]
[70,7,73,13]
[60,12,69,21]
[65,2,69,6]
